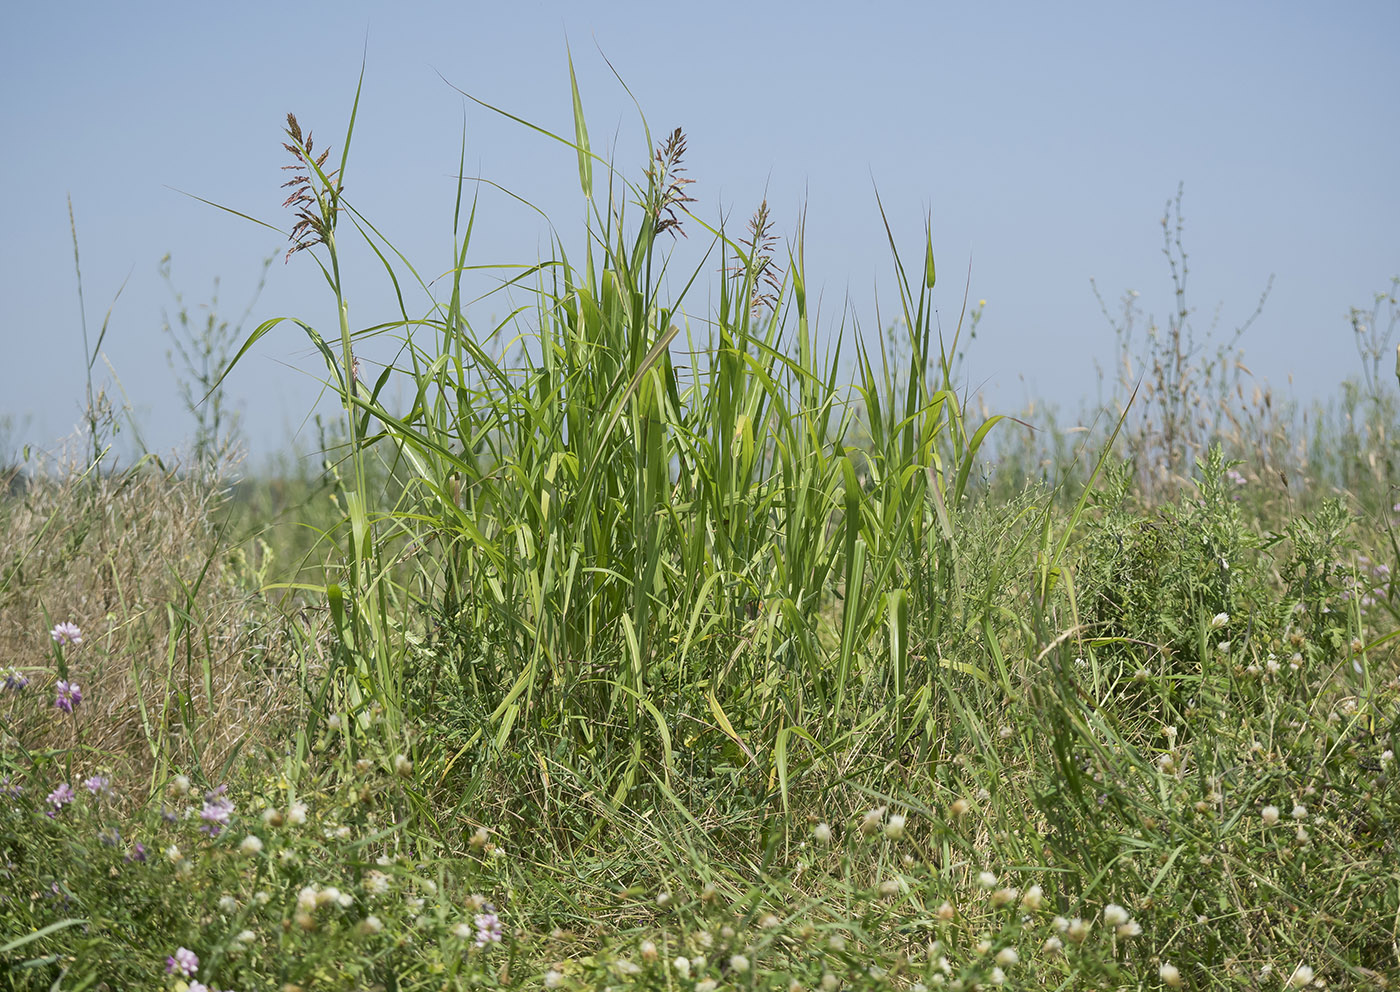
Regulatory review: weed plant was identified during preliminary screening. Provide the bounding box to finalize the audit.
[0,62,1397,990]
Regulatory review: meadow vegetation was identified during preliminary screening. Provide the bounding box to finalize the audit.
[1,66,1397,990]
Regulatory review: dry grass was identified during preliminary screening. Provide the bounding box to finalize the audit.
[0,447,305,798]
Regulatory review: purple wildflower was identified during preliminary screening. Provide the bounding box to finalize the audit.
[50,622,82,646]
[98,827,121,848]
[474,908,503,948]
[2,667,28,691]
[199,785,234,836]
[165,947,199,977]
[0,776,20,799]
[1226,469,1246,486]
[54,680,82,714]
[46,783,75,816]
[82,775,110,797]
[125,841,148,863]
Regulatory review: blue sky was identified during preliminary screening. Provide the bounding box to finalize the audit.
[3,0,1397,463]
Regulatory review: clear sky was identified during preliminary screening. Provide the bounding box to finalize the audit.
[3,0,1397,464]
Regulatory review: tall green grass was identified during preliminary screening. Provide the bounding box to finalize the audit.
[211,67,1011,826]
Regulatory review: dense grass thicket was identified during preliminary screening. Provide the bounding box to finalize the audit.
[2,69,1398,990]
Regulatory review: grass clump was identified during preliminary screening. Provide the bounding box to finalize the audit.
[1,58,1397,990]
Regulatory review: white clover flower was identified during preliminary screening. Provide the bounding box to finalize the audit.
[935,901,955,920]
[254,891,271,906]
[359,914,383,935]
[1286,964,1314,988]
[1160,962,1182,987]
[453,922,473,939]
[989,966,1006,985]
[1261,805,1280,825]
[394,754,413,778]
[828,934,846,951]
[286,801,308,826]
[1115,920,1142,937]
[949,798,971,817]
[544,969,564,988]
[696,980,719,992]
[656,890,672,907]
[640,940,658,963]
[218,895,238,914]
[990,886,1018,908]
[813,822,832,844]
[729,954,750,974]
[884,813,907,839]
[364,870,390,897]
[1291,804,1307,820]
[235,928,256,945]
[297,886,319,912]
[1211,612,1230,629]
[1020,884,1044,911]
[1102,903,1129,927]
[614,959,641,977]
[977,870,998,889]
[976,787,991,801]
[860,806,886,835]
[879,878,901,898]
[239,835,264,856]
[673,957,691,979]
[1066,918,1090,943]
[995,946,1019,967]
[975,938,992,955]
[170,775,191,797]
[1042,935,1063,953]
[820,973,840,992]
